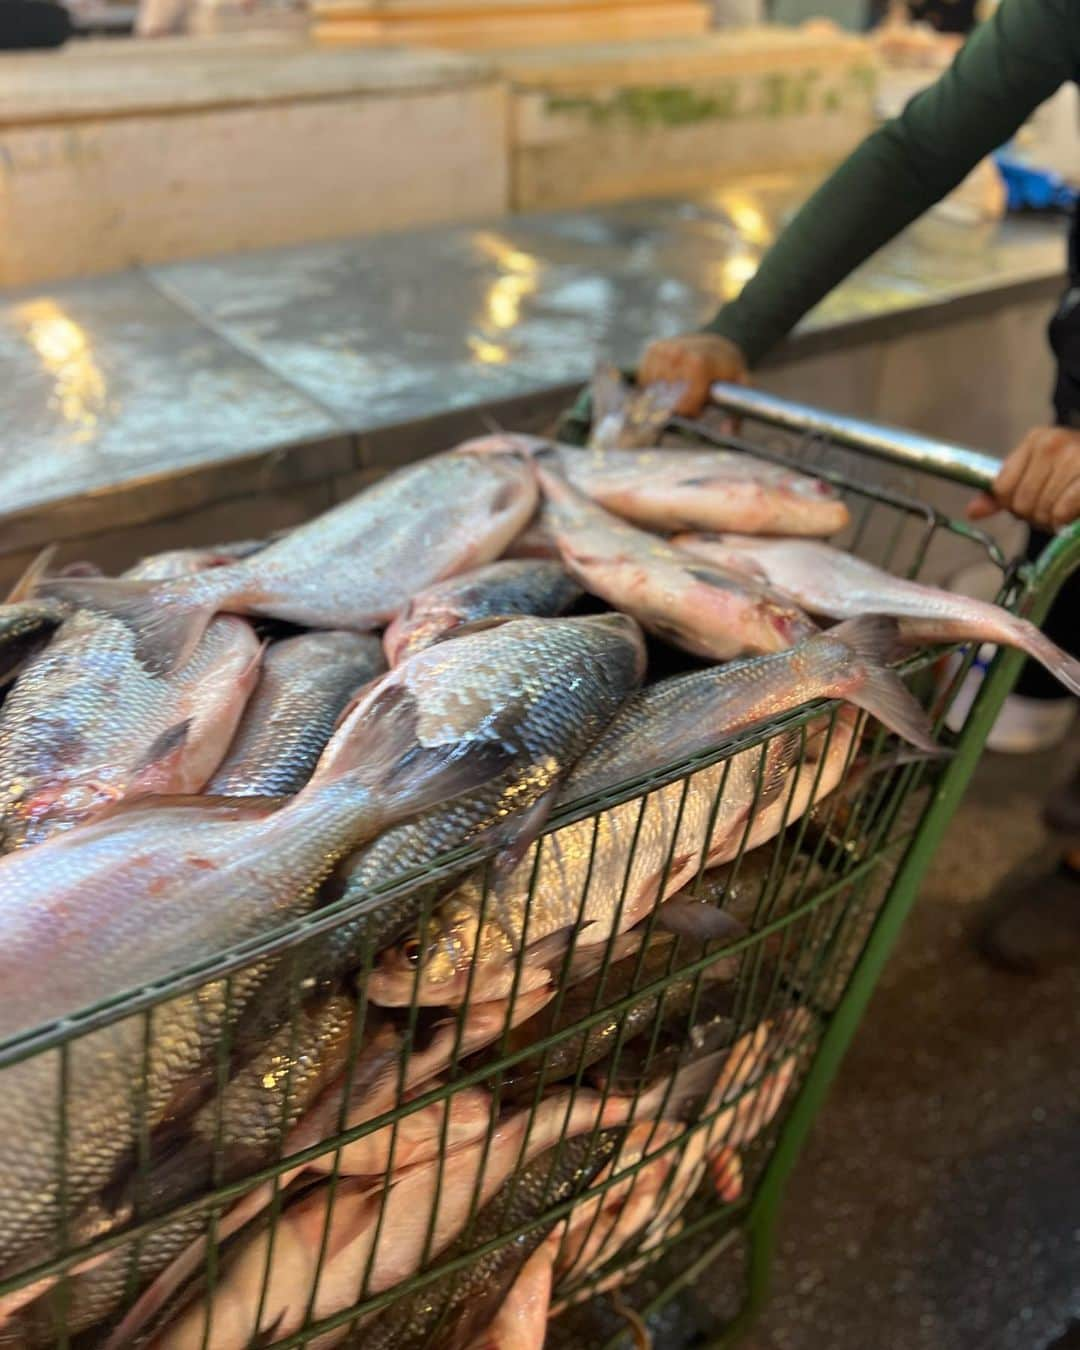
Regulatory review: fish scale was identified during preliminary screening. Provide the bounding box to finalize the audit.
[207,631,385,797]
[0,610,259,851]
[384,559,582,665]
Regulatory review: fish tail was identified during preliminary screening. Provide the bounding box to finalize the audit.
[310,678,515,825]
[831,615,938,752]
[1004,616,1080,698]
[4,544,57,603]
[899,611,1080,700]
[36,576,217,675]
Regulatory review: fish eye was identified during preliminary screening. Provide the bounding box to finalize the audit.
[402,937,423,966]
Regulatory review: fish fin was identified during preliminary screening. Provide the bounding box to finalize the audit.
[643,1049,730,1120]
[523,921,601,973]
[5,544,57,603]
[128,717,193,784]
[37,576,215,674]
[246,1312,287,1349]
[589,363,629,434]
[87,792,287,826]
[831,616,938,752]
[436,615,519,642]
[656,897,746,944]
[490,785,560,881]
[339,682,516,820]
[995,616,1079,698]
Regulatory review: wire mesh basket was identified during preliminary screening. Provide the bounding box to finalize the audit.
[0,386,1076,1350]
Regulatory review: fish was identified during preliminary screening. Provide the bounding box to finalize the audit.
[465,1227,561,1350]
[0,615,583,1270]
[0,992,358,1346]
[372,619,932,1007]
[350,1133,623,1350]
[0,538,281,850]
[674,533,1080,698]
[383,560,582,665]
[206,631,386,796]
[535,459,817,660]
[587,364,685,452]
[107,992,554,1349]
[41,452,538,674]
[557,1024,800,1304]
[462,931,738,1106]
[297,613,646,984]
[129,1056,717,1350]
[559,614,937,802]
[0,612,261,851]
[556,444,850,537]
[368,729,800,1008]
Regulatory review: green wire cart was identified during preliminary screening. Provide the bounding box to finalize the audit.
[0,385,1076,1350]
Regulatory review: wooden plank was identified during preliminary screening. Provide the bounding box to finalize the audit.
[314,0,677,15]
[315,5,710,48]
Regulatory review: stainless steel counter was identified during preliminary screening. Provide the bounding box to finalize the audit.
[0,175,1066,576]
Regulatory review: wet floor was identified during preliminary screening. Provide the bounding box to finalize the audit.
[734,740,1080,1350]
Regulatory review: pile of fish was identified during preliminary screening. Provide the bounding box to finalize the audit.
[0,373,1074,1350]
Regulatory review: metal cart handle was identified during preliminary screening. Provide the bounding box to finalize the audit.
[709,383,1001,492]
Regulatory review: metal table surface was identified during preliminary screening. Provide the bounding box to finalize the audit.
[0,176,1065,560]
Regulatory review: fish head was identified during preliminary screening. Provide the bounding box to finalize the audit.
[0,776,119,850]
[368,904,485,1007]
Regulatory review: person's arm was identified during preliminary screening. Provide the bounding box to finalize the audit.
[642,0,1080,411]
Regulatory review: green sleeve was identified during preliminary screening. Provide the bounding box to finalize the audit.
[706,0,1080,367]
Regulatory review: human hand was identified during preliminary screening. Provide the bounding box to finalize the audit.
[638,333,749,416]
[967,426,1080,531]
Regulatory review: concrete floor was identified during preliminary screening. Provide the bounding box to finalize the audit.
[737,742,1080,1350]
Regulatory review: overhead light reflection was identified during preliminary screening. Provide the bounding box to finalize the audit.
[15,299,107,441]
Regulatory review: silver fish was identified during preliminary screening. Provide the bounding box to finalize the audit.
[0,544,273,850]
[368,730,801,1007]
[303,613,646,978]
[557,443,849,537]
[674,533,1080,698]
[0,616,643,1268]
[536,460,817,659]
[207,631,385,796]
[371,636,904,1008]
[42,452,537,674]
[352,1133,623,1350]
[383,560,581,665]
[563,614,936,801]
[0,613,261,851]
[0,992,357,1347]
[0,614,611,1269]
